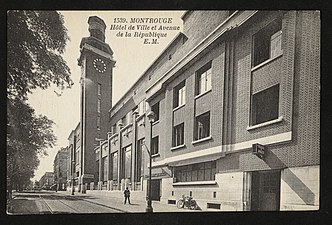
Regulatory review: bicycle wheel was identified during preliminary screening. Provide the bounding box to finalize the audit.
[177,199,184,209]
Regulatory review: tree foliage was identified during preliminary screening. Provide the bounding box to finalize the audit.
[7,11,72,191]
[7,10,73,100]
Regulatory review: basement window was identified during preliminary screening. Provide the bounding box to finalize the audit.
[207,203,221,209]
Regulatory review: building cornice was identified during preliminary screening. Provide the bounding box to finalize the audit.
[145,10,258,101]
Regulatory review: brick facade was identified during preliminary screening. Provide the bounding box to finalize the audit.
[67,11,320,211]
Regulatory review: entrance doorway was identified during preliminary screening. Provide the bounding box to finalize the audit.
[251,170,281,211]
[148,179,161,201]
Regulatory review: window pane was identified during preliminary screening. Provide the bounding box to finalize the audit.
[197,63,212,95]
[173,123,184,146]
[205,161,212,169]
[103,156,108,181]
[198,169,205,181]
[174,161,217,182]
[174,81,185,108]
[175,171,181,182]
[253,19,282,66]
[124,146,132,179]
[206,69,212,91]
[152,102,160,121]
[136,139,144,181]
[195,112,210,140]
[200,74,205,94]
[152,136,159,155]
[251,84,279,125]
[186,171,191,182]
[205,169,211,180]
[112,152,118,180]
[270,31,282,58]
[192,170,198,181]
[211,167,216,180]
[145,101,149,112]
[181,171,186,182]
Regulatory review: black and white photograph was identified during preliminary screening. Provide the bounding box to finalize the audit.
[6,9,321,217]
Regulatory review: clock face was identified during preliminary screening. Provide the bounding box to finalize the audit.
[93,58,107,73]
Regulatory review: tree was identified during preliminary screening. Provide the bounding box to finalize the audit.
[7,98,57,191]
[7,11,72,193]
[7,10,73,100]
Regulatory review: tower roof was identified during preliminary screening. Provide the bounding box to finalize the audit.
[88,16,106,42]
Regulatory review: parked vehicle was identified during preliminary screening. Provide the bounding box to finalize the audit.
[177,195,198,210]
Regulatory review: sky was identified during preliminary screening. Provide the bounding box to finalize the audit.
[27,10,185,181]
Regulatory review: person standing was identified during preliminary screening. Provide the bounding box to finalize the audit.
[124,187,131,204]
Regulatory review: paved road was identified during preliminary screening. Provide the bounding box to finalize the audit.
[7,191,125,214]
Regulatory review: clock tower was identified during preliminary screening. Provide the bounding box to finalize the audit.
[77,16,115,188]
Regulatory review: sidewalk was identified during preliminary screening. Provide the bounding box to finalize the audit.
[60,190,198,213]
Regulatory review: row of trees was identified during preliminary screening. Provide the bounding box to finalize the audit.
[7,11,73,193]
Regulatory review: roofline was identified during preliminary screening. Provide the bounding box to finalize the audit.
[181,11,192,21]
[145,10,256,99]
[67,122,80,140]
[109,32,186,113]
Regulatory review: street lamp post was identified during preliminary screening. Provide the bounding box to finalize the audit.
[146,111,155,213]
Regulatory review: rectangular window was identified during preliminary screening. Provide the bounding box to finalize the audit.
[111,124,117,134]
[251,84,280,125]
[102,156,108,181]
[97,83,101,96]
[173,123,184,147]
[136,138,144,181]
[253,19,282,67]
[173,81,186,108]
[196,63,212,95]
[111,152,118,181]
[151,102,160,122]
[151,136,159,155]
[195,112,210,140]
[97,99,101,113]
[138,100,146,115]
[270,30,282,58]
[175,161,216,182]
[126,111,132,125]
[97,116,100,130]
[145,101,150,113]
[123,145,132,179]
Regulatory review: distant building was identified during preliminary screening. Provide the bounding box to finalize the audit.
[66,11,320,211]
[39,172,54,190]
[53,147,69,191]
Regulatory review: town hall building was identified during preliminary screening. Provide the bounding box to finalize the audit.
[67,11,320,211]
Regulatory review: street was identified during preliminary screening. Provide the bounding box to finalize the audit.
[7,191,125,214]
[7,190,200,214]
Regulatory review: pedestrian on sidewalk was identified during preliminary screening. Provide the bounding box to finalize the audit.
[124,187,131,204]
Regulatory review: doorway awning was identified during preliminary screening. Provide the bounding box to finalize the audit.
[167,154,221,167]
